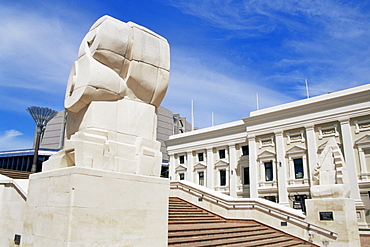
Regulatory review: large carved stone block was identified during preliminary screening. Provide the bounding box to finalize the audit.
[65,15,170,113]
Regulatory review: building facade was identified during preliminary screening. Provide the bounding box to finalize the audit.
[166,83,370,227]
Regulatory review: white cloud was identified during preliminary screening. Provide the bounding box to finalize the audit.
[0,130,33,151]
[162,48,296,128]
[0,4,88,91]
[168,0,370,98]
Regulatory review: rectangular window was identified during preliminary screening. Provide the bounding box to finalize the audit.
[219,149,226,159]
[264,196,276,202]
[179,173,185,180]
[220,169,226,186]
[264,161,273,181]
[293,158,304,179]
[198,153,204,162]
[243,167,250,185]
[198,171,204,186]
[242,145,249,156]
[179,155,185,164]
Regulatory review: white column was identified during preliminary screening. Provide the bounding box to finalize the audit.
[248,135,259,198]
[339,119,368,228]
[206,148,214,189]
[275,130,289,206]
[339,119,361,200]
[186,151,194,183]
[229,144,237,198]
[305,125,317,186]
[302,156,308,181]
[358,147,368,179]
[169,154,176,181]
[289,157,295,181]
[260,162,265,183]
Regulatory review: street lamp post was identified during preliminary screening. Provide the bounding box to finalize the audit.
[27,106,57,172]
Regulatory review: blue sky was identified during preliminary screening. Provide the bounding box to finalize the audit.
[0,0,369,150]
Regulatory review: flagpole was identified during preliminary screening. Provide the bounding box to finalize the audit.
[191,99,194,131]
[305,79,310,98]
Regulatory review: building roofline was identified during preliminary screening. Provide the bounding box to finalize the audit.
[244,83,370,126]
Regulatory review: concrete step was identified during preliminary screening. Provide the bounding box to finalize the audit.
[168,197,316,246]
[0,168,33,179]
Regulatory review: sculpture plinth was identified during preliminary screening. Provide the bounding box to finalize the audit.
[23,15,170,246]
[305,138,360,246]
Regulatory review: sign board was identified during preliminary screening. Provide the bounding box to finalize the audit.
[319,211,334,221]
[293,201,302,209]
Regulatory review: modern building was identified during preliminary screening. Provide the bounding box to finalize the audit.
[166,83,370,228]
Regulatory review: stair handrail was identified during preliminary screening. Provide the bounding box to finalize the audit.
[0,176,28,201]
[170,181,338,239]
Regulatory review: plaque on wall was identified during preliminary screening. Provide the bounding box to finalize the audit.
[293,201,302,209]
[319,211,334,221]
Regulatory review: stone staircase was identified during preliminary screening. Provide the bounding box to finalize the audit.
[168,197,316,246]
[0,168,33,179]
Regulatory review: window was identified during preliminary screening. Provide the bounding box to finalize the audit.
[259,136,274,148]
[179,155,185,164]
[286,131,305,145]
[264,196,276,202]
[293,158,304,179]
[219,149,226,159]
[198,152,204,162]
[179,173,185,180]
[220,169,226,186]
[243,167,250,185]
[355,120,370,133]
[242,145,249,156]
[198,171,204,186]
[264,161,273,181]
[318,124,339,139]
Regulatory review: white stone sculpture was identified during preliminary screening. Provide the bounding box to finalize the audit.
[65,15,169,113]
[43,15,170,177]
[23,16,170,246]
[310,137,350,198]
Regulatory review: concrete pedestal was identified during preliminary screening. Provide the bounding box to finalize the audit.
[22,167,169,247]
[306,198,360,247]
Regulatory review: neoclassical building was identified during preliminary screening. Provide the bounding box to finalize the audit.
[166,83,370,227]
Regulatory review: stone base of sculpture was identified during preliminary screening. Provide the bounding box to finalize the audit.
[305,198,360,247]
[43,99,162,177]
[22,166,169,247]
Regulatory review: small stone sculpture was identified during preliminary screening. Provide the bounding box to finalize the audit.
[43,16,170,176]
[311,138,350,198]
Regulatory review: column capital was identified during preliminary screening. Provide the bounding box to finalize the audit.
[247,134,256,140]
[304,124,315,131]
[228,143,236,149]
[339,118,350,125]
[274,129,283,136]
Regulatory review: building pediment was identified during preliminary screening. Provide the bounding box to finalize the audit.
[257,150,275,159]
[238,155,249,163]
[318,139,341,152]
[175,164,187,172]
[286,145,306,155]
[214,159,229,168]
[194,163,207,170]
[355,135,370,146]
